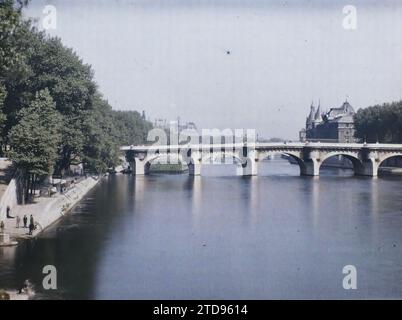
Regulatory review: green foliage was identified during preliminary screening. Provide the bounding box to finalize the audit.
[112,110,152,146]
[0,0,153,186]
[8,89,62,176]
[0,84,6,138]
[81,96,119,173]
[354,101,402,143]
[0,0,29,76]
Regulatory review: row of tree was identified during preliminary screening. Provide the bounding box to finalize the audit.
[0,0,152,202]
[354,101,402,143]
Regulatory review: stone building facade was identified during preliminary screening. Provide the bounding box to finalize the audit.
[299,101,356,143]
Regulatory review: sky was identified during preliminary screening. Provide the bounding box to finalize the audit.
[24,0,402,139]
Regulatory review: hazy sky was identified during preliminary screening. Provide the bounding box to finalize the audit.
[25,0,402,139]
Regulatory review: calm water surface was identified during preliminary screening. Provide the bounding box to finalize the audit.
[1,160,402,299]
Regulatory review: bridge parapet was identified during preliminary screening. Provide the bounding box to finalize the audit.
[120,142,402,177]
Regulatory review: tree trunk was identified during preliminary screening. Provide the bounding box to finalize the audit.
[32,174,36,196]
[21,175,27,205]
[25,173,31,203]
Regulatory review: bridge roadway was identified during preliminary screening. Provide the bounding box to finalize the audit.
[120,142,402,177]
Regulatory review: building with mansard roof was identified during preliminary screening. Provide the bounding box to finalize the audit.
[299,100,356,143]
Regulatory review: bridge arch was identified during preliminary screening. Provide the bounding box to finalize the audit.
[377,153,402,175]
[136,153,189,175]
[318,152,363,175]
[258,151,306,175]
[200,151,245,166]
[199,151,253,176]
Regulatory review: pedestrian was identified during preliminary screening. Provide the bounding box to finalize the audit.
[23,215,28,228]
[16,215,21,228]
[28,221,34,236]
[6,206,14,219]
[0,220,4,233]
[28,215,34,235]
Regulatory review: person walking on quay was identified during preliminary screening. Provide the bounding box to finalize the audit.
[23,215,28,228]
[28,222,34,235]
[6,206,14,219]
[0,220,4,233]
[16,215,21,228]
[28,215,34,236]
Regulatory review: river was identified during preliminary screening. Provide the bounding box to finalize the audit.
[1,160,402,299]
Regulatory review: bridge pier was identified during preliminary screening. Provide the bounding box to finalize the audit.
[134,158,147,175]
[301,159,319,176]
[238,156,258,176]
[355,159,379,177]
[188,152,201,176]
[189,162,201,176]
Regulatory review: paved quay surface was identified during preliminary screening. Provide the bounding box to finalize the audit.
[2,176,100,239]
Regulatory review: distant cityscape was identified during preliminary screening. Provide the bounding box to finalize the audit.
[145,100,357,144]
[152,116,197,132]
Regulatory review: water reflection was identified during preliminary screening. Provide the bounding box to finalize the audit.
[310,177,320,229]
[188,176,202,228]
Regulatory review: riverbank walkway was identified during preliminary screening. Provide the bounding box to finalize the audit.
[2,176,99,239]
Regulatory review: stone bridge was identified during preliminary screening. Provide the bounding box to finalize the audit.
[120,142,402,177]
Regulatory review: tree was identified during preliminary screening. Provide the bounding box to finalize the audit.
[81,96,120,173]
[112,110,152,146]
[0,85,7,149]
[2,31,97,172]
[354,101,402,143]
[2,0,153,183]
[55,112,85,174]
[8,89,61,202]
[0,0,30,152]
[0,0,29,76]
